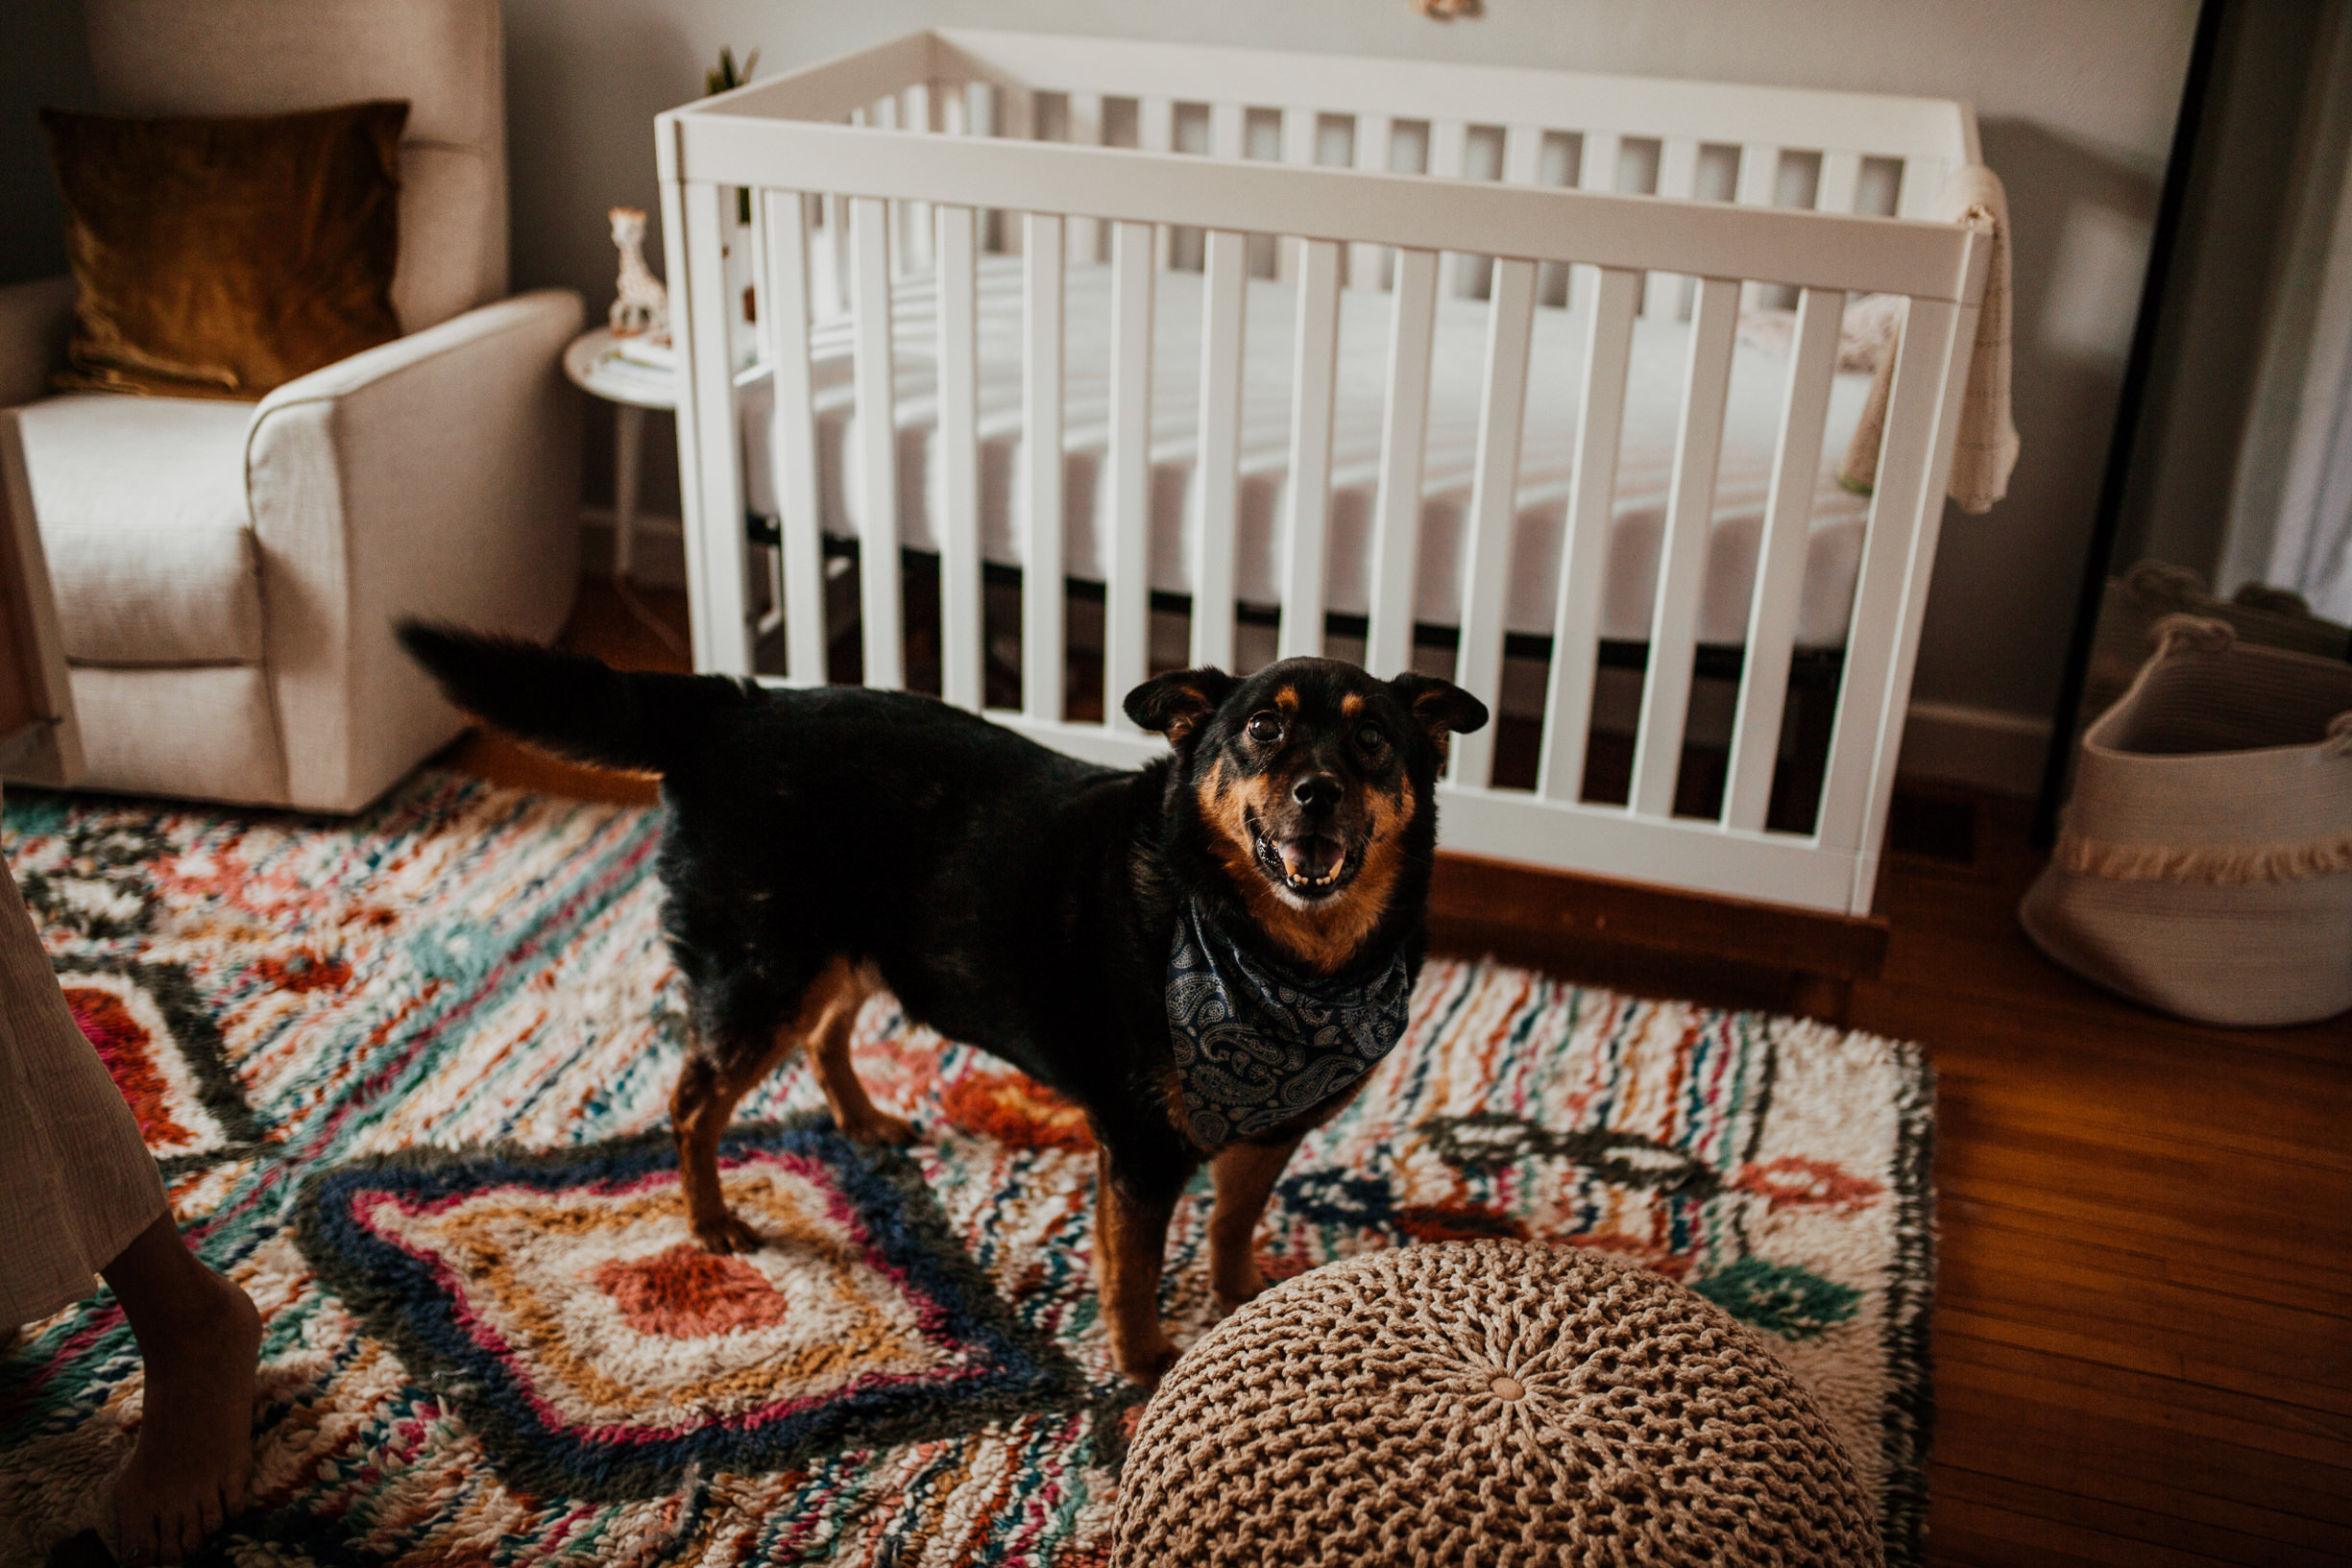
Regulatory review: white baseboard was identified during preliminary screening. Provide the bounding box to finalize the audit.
[1896,700,2050,798]
[581,511,2052,798]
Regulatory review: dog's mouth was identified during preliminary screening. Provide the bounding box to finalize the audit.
[1248,811,1359,903]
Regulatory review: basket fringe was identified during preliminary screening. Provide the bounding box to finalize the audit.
[2053,831,2352,884]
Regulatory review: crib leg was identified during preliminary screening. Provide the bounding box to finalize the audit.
[1787,973,1853,1026]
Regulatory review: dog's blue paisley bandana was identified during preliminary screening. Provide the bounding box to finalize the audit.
[1166,901,1412,1145]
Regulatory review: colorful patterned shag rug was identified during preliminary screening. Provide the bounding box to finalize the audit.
[0,775,1934,1566]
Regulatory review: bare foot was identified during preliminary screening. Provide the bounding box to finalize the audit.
[114,1266,261,1566]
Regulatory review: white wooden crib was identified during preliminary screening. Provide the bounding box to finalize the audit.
[655,30,1994,918]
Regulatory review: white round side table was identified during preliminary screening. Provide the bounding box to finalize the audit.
[562,327,675,581]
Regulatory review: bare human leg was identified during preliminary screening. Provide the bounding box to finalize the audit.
[102,1212,261,1567]
[1207,1136,1302,1315]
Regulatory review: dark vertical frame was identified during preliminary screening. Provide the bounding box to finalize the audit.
[2033,0,2230,847]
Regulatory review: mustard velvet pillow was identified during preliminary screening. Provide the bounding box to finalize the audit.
[41,101,409,399]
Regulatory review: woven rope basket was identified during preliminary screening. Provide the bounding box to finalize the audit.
[1112,1241,1882,1568]
[2025,615,2352,1026]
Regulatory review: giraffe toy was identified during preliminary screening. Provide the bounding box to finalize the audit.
[607,206,668,339]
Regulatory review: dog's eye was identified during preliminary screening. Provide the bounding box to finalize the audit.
[1246,712,1284,744]
[1357,724,1388,755]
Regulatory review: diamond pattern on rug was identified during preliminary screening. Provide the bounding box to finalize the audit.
[294,1119,1082,1500]
[59,959,262,1165]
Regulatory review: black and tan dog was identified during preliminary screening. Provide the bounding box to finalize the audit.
[400,625,1485,1385]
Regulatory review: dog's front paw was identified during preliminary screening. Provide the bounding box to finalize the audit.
[1111,1328,1180,1391]
[691,1211,764,1255]
[837,1108,918,1146]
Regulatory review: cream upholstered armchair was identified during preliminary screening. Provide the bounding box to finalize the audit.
[0,0,579,812]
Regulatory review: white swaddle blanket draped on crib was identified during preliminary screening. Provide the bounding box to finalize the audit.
[736,256,1879,651]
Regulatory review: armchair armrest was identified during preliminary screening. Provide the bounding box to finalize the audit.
[0,277,75,409]
[246,287,584,811]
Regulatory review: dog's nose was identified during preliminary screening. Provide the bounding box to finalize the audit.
[1293,774,1343,812]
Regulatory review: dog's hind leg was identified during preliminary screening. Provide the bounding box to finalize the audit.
[672,1037,791,1255]
[1207,1136,1302,1315]
[803,960,914,1146]
[673,954,870,1254]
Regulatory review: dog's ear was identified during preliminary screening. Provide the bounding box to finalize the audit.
[1387,673,1490,759]
[1124,667,1239,746]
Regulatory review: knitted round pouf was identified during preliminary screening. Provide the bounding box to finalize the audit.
[1113,1241,1882,1568]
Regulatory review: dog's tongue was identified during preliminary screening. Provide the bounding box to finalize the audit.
[1279,835,1344,881]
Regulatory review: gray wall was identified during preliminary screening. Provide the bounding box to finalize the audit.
[4,0,2199,729]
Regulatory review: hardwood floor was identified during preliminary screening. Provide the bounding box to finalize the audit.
[444,580,2352,1567]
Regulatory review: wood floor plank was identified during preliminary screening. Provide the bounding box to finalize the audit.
[1935,1467,2335,1567]
[1938,1330,2352,1464]
[1936,1377,2352,1528]
[1943,1202,2352,1321]
[1934,1407,2352,1553]
[1929,1494,2238,1567]
[1938,1305,2352,1419]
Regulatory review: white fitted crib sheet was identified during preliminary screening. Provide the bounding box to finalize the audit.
[738,254,1876,649]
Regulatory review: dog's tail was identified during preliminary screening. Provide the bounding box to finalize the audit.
[398,621,752,775]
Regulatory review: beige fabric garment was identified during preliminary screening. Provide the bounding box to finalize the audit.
[0,844,167,1325]
[1841,164,2019,514]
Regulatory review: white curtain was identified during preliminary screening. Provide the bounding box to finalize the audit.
[2223,1,2352,619]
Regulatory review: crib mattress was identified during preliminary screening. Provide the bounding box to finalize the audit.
[737,254,1876,649]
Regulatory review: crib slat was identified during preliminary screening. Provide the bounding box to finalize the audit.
[1105,220,1157,730]
[1579,131,1622,192]
[1349,112,1394,290]
[1141,97,1176,270]
[936,204,983,712]
[849,197,904,690]
[1818,151,1862,215]
[676,181,751,674]
[1449,255,1540,789]
[1429,120,1469,298]
[821,191,850,316]
[1896,157,1947,220]
[760,190,825,686]
[1723,285,1842,832]
[1537,266,1640,803]
[1210,102,1244,161]
[1192,229,1249,669]
[1566,132,1620,312]
[1278,239,1344,661]
[1272,106,1319,282]
[1067,91,1103,265]
[1629,276,1741,819]
[874,94,910,278]
[1735,145,1779,308]
[1643,137,1702,317]
[1503,125,1542,185]
[1023,212,1066,719]
[995,89,1032,256]
[1820,295,1964,861]
[904,84,936,273]
[1367,247,1440,678]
